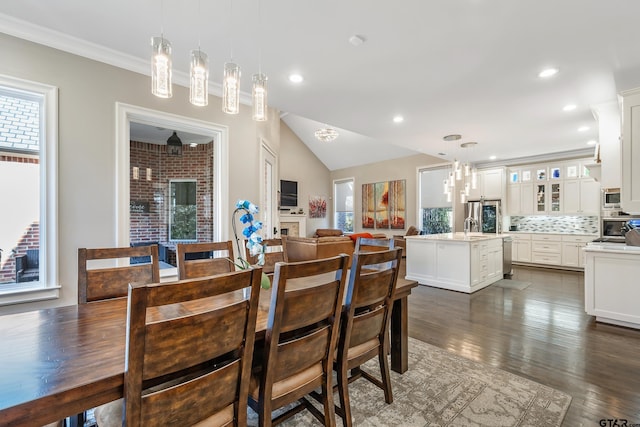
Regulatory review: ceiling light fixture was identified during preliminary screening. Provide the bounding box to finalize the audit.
[489,155,497,160]
[563,104,576,111]
[442,136,478,203]
[166,131,183,156]
[151,1,172,98]
[315,127,339,142]
[222,0,240,114]
[252,0,268,121]
[538,68,559,78]
[393,115,404,123]
[289,74,304,83]
[189,0,208,106]
[578,126,590,132]
[587,140,597,146]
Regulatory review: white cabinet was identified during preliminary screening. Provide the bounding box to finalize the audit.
[469,168,504,201]
[563,179,601,214]
[405,236,503,293]
[561,235,592,268]
[511,234,532,262]
[507,183,534,215]
[534,183,561,213]
[621,88,640,214]
[585,246,640,329]
[531,234,562,265]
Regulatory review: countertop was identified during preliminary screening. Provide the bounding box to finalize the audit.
[405,232,507,242]
[506,230,599,236]
[584,242,640,254]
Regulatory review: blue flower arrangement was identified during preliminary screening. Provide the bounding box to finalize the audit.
[232,199,270,288]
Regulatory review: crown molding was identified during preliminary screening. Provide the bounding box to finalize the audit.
[0,13,253,106]
[476,148,595,169]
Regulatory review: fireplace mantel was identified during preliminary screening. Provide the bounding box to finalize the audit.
[279,213,307,238]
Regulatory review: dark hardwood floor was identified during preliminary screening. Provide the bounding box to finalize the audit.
[406,264,640,426]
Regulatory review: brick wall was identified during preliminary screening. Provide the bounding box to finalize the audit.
[129,140,214,247]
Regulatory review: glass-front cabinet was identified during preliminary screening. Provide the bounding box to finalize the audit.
[536,184,546,212]
[550,182,561,212]
[535,182,561,213]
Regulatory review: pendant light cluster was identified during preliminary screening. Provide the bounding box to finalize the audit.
[442,135,478,203]
[150,0,268,121]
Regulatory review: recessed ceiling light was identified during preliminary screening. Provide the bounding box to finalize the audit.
[393,115,404,123]
[587,140,597,146]
[349,35,365,47]
[438,152,447,156]
[578,126,590,132]
[489,155,497,160]
[563,104,577,111]
[538,68,559,78]
[288,74,303,83]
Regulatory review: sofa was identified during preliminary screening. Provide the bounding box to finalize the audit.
[15,249,39,283]
[285,229,387,263]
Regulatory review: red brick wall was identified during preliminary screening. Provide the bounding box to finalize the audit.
[129,141,214,246]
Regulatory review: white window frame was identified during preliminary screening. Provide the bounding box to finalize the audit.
[0,74,59,306]
[334,177,355,233]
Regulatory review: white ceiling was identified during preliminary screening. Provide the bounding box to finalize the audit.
[2,1,640,170]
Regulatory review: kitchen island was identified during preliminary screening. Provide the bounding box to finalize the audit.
[584,242,640,330]
[405,233,506,293]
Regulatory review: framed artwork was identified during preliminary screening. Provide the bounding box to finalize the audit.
[308,196,327,218]
[362,183,375,228]
[361,179,406,229]
[389,179,406,229]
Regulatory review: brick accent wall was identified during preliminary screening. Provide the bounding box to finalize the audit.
[129,140,214,246]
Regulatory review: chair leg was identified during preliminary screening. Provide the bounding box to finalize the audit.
[259,398,272,427]
[321,375,337,427]
[379,348,393,404]
[337,365,352,427]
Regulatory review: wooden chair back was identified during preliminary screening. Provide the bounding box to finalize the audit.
[251,254,349,425]
[123,267,262,426]
[176,241,235,280]
[335,247,403,425]
[245,237,288,274]
[78,245,160,304]
[354,236,395,253]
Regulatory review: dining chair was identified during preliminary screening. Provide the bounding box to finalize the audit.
[354,236,395,253]
[176,241,235,280]
[244,237,288,275]
[334,247,403,427]
[93,267,263,427]
[78,245,160,304]
[248,254,349,427]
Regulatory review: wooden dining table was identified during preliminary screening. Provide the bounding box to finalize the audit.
[0,277,417,427]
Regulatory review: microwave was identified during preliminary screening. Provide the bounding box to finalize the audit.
[603,188,621,209]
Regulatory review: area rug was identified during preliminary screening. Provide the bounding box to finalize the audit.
[248,337,571,426]
[492,279,532,290]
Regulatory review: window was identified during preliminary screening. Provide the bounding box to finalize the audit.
[0,75,58,304]
[169,180,197,241]
[418,166,452,234]
[334,178,354,233]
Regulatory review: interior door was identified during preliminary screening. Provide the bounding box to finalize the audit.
[260,141,278,238]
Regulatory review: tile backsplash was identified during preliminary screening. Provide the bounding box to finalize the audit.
[509,215,599,234]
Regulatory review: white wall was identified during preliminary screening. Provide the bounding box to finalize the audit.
[331,154,444,236]
[279,121,331,236]
[0,32,287,313]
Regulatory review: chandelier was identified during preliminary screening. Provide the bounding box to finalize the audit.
[442,136,478,203]
[150,0,268,120]
[315,127,339,142]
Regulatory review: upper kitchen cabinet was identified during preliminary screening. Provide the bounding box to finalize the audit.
[621,88,640,214]
[468,167,505,201]
[563,179,601,214]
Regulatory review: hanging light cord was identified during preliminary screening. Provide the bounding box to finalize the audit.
[229,0,234,61]
[257,0,262,74]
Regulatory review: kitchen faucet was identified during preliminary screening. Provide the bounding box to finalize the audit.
[464,216,477,236]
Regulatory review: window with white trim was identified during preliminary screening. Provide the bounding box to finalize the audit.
[334,178,354,233]
[0,75,58,305]
[418,166,453,234]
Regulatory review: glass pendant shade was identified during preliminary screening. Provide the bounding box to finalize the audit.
[252,73,268,121]
[446,191,452,203]
[471,167,478,189]
[315,127,339,142]
[460,190,466,203]
[222,62,241,114]
[151,36,172,98]
[189,49,209,106]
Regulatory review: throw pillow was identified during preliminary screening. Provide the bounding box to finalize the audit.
[348,232,374,242]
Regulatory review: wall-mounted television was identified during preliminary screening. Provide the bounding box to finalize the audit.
[280,180,298,207]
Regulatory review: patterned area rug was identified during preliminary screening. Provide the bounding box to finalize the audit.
[492,279,532,290]
[249,338,571,426]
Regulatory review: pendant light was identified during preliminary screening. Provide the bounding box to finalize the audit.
[223,0,240,114]
[151,36,172,98]
[189,0,208,106]
[252,0,268,121]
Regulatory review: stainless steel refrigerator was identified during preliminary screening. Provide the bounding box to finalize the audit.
[465,200,502,233]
